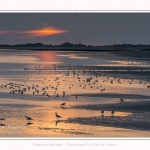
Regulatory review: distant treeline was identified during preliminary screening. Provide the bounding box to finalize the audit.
[0,42,150,48]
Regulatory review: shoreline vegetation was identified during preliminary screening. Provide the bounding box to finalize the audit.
[0,42,150,51]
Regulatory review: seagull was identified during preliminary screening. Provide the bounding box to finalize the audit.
[55,112,62,119]
[60,103,66,107]
[120,98,124,102]
[101,110,104,114]
[25,116,33,122]
[101,110,104,117]
[111,110,114,115]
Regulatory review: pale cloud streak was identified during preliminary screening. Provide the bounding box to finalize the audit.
[0,30,11,34]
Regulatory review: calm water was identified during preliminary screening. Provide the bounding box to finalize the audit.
[0,50,150,137]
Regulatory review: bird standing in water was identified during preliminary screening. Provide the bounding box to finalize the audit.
[55,112,62,119]
[111,110,114,115]
[101,110,104,114]
[101,110,104,117]
[0,118,5,121]
[25,116,33,122]
[120,98,124,102]
[60,103,66,108]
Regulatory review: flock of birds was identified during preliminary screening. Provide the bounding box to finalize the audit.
[0,65,115,100]
[1,63,149,99]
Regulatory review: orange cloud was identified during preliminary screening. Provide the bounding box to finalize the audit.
[0,30,11,34]
[19,27,67,38]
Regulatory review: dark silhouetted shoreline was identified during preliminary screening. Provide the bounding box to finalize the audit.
[0,42,150,51]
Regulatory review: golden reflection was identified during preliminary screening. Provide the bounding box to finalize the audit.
[37,51,58,62]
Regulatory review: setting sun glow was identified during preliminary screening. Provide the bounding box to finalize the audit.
[20,27,67,37]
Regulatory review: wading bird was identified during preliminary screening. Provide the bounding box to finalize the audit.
[111,110,114,115]
[60,103,66,107]
[55,112,62,119]
[101,110,104,114]
[120,98,124,102]
[0,118,5,121]
[25,116,33,122]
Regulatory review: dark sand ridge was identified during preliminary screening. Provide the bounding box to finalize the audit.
[71,93,150,100]
[57,49,150,58]
[30,65,150,82]
[64,113,150,131]
[109,50,150,60]
[77,50,150,61]
[64,100,150,131]
[32,65,150,71]
[71,100,150,112]
[38,127,93,136]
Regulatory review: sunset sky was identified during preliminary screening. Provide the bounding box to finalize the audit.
[0,13,150,45]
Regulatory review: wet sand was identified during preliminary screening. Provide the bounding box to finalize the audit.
[62,50,150,135]
[65,100,150,131]
[0,50,150,137]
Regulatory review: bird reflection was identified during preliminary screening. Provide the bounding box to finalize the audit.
[55,120,61,126]
[0,123,6,126]
[60,106,67,109]
[101,114,104,117]
[25,122,34,126]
